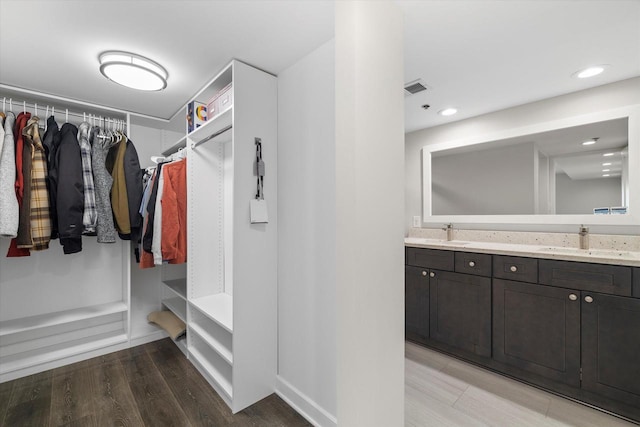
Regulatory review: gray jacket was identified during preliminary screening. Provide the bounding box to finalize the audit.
[0,113,19,238]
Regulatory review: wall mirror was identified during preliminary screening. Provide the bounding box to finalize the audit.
[422,106,640,226]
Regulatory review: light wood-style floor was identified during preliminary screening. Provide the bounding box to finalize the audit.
[405,341,638,427]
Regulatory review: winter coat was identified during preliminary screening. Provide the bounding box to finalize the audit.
[123,139,143,242]
[7,112,32,256]
[23,117,51,250]
[51,123,84,254]
[90,126,117,243]
[41,116,60,238]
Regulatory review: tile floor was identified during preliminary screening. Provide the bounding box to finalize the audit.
[405,341,638,427]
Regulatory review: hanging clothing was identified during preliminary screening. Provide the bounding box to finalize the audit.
[23,117,51,251]
[161,159,187,264]
[51,123,84,254]
[123,139,143,242]
[0,112,18,238]
[152,166,165,265]
[42,116,60,239]
[0,114,4,162]
[108,136,131,236]
[7,112,32,257]
[142,163,163,253]
[90,126,117,243]
[77,122,97,235]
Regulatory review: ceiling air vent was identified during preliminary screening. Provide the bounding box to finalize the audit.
[404,79,428,95]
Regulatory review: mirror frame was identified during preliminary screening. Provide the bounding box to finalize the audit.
[422,105,640,226]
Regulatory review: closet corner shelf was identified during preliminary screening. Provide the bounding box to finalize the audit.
[0,301,128,338]
[189,323,233,365]
[163,278,187,300]
[188,106,233,145]
[161,297,187,323]
[189,346,233,401]
[190,294,233,333]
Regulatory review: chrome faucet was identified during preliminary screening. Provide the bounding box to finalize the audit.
[443,223,454,241]
[579,225,589,250]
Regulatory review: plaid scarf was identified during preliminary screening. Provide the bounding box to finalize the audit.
[78,122,97,235]
[23,117,51,250]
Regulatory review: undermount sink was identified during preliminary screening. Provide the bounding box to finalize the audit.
[537,247,640,258]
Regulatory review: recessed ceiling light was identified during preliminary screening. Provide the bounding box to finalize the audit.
[602,169,610,172]
[99,51,168,91]
[602,162,612,166]
[439,108,458,116]
[581,138,597,146]
[603,152,615,157]
[573,65,607,79]
[602,174,610,177]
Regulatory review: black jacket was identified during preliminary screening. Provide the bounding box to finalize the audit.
[123,139,143,242]
[51,123,84,254]
[41,116,60,238]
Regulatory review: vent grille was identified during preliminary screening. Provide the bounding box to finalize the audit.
[404,80,428,95]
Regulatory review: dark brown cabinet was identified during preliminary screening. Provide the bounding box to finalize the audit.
[493,279,581,386]
[582,292,640,408]
[405,266,430,343]
[429,270,491,357]
[405,246,640,422]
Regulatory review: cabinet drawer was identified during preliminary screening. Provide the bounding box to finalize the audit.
[455,252,492,277]
[493,255,538,283]
[634,268,640,298]
[406,247,454,271]
[539,260,632,296]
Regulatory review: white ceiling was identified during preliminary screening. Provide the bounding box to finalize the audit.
[0,0,638,131]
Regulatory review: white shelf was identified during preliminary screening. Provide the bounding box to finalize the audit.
[188,106,233,145]
[190,294,233,333]
[0,301,128,338]
[163,278,187,300]
[189,323,233,365]
[0,332,128,375]
[189,346,233,401]
[161,297,187,323]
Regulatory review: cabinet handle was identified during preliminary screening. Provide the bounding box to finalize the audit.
[468,261,475,267]
[584,295,594,303]
[429,272,436,278]
[568,294,577,301]
[510,265,518,272]
[422,271,427,276]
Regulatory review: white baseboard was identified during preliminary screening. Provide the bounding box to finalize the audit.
[276,376,337,427]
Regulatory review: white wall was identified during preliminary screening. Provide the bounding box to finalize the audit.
[432,142,535,215]
[276,40,337,426]
[406,77,640,234]
[336,2,405,426]
[556,173,622,214]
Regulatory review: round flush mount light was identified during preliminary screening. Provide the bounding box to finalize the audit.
[439,108,458,116]
[572,65,608,79]
[99,51,168,91]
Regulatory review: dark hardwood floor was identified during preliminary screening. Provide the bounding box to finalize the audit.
[0,339,311,427]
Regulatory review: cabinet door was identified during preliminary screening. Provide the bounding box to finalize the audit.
[405,266,429,343]
[582,293,640,407]
[493,279,581,386]
[429,270,491,357]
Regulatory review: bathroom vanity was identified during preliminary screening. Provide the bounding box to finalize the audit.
[405,237,640,423]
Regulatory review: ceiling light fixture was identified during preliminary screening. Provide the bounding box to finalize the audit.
[581,137,599,146]
[602,169,610,172]
[603,152,615,157]
[573,65,607,79]
[602,162,612,166]
[99,51,168,91]
[602,174,610,177]
[439,108,458,116]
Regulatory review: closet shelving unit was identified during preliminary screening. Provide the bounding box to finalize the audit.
[158,60,277,413]
[0,89,134,382]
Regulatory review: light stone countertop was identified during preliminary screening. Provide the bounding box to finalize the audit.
[405,229,640,267]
